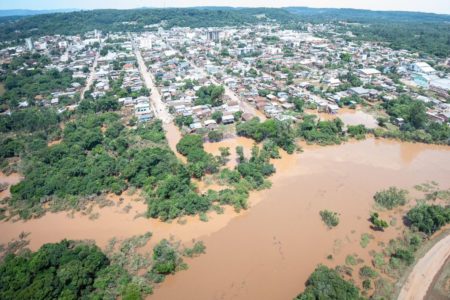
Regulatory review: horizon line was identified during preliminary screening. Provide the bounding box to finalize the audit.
[0,6,449,17]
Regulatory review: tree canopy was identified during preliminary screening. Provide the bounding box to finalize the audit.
[295,265,364,300]
[0,240,133,300]
[406,204,450,235]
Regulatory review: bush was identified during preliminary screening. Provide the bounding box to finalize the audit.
[320,210,340,228]
[183,241,206,258]
[406,204,450,235]
[359,266,378,279]
[391,248,415,266]
[374,187,407,209]
[151,239,181,275]
[295,265,363,299]
[298,116,345,145]
[208,130,223,142]
[347,124,367,139]
[362,279,371,290]
[360,233,373,248]
[370,212,389,231]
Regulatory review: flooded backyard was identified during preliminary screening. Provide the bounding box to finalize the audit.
[1,138,450,299]
[308,107,379,129]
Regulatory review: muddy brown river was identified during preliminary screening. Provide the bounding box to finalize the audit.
[1,138,450,299]
[151,138,450,300]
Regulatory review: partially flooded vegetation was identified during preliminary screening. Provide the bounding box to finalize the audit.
[0,232,206,300]
[1,9,450,300]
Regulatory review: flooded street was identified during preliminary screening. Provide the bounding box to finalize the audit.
[163,122,186,162]
[308,107,379,129]
[1,138,450,299]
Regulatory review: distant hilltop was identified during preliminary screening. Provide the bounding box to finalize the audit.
[0,9,80,17]
[0,6,449,57]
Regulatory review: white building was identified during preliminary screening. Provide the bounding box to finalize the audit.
[134,102,153,122]
[410,62,436,74]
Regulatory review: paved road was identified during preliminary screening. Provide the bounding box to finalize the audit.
[398,232,450,300]
[132,39,172,124]
[80,52,99,100]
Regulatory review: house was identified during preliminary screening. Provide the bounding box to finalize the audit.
[437,111,450,122]
[394,117,405,126]
[189,122,203,131]
[430,78,450,98]
[18,101,29,109]
[204,119,218,129]
[222,114,235,124]
[349,87,370,97]
[327,104,340,114]
[324,78,341,87]
[134,102,153,122]
[119,97,135,106]
[358,68,381,77]
[410,62,436,74]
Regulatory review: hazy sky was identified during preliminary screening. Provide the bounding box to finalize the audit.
[1,0,449,14]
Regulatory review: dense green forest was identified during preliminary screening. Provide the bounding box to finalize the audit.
[348,22,450,58]
[0,240,138,299]
[0,8,283,40]
[285,7,450,23]
[286,7,450,57]
[0,235,204,299]
[0,7,449,56]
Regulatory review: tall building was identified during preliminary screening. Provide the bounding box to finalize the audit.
[206,30,220,42]
[25,38,33,51]
[139,36,152,50]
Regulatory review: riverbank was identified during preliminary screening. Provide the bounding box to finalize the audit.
[396,228,450,300]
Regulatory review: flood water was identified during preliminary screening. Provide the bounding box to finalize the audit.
[308,107,379,129]
[1,138,449,299]
[204,136,256,169]
[151,138,450,300]
[163,122,185,162]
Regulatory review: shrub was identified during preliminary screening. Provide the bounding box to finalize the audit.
[208,130,223,142]
[406,204,450,235]
[183,241,206,258]
[360,233,373,248]
[362,279,371,290]
[320,210,340,228]
[359,266,378,279]
[391,248,414,266]
[370,212,389,231]
[347,124,367,139]
[374,187,407,209]
[151,239,181,275]
[295,265,363,299]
